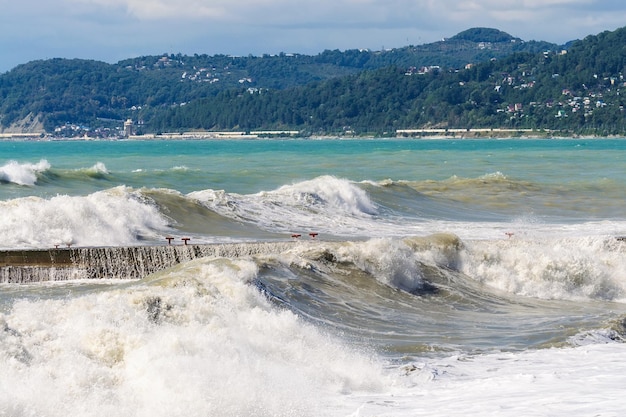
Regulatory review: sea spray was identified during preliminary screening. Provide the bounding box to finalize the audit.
[336,239,426,293]
[83,162,109,178]
[189,175,379,236]
[0,159,50,186]
[458,235,626,301]
[0,186,172,249]
[0,257,386,417]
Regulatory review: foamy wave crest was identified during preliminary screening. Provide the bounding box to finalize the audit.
[85,162,109,176]
[63,162,110,180]
[0,186,172,248]
[274,175,378,216]
[0,257,383,416]
[0,159,51,186]
[189,176,379,235]
[333,238,427,293]
[459,236,626,301]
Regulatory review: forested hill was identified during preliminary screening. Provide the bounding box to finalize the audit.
[151,26,626,136]
[3,27,626,136]
[0,27,559,134]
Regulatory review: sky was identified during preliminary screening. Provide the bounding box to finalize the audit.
[0,0,624,73]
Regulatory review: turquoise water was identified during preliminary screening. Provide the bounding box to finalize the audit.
[3,137,626,195]
[3,137,626,228]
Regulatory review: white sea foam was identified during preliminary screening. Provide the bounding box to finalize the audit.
[459,235,626,301]
[338,343,626,416]
[86,161,109,175]
[3,255,626,417]
[0,186,172,248]
[189,175,382,236]
[273,175,378,216]
[0,257,385,417]
[0,159,50,186]
[333,239,426,292]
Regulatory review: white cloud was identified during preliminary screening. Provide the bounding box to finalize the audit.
[34,0,619,37]
[59,0,467,24]
[64,0,228,19]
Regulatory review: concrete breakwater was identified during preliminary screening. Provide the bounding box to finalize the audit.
[0,242,298,283]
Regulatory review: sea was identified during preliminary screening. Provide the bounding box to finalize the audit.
[2,137,626,416]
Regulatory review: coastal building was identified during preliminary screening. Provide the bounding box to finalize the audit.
[123,119,134,137]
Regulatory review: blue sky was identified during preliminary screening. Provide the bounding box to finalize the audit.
[0,0,624,73]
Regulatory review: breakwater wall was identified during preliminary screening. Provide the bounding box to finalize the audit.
[0,242,298,283]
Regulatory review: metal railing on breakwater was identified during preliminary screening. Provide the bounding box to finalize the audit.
[0,242,300,284]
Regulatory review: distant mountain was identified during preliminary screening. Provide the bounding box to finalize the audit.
[149,26,626,136]
[0,27,597,136]
[114,27,560,90]
[308,27,559,73]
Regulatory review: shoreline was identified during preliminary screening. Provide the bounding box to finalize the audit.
[1,132,625,142]
[2,126,626,141]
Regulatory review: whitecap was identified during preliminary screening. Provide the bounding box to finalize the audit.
[0,159,51,186]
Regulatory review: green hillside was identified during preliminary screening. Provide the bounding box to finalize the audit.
[2,26,625,137]
[149,27,626,136]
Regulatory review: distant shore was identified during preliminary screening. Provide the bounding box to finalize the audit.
[0,128,624,141]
